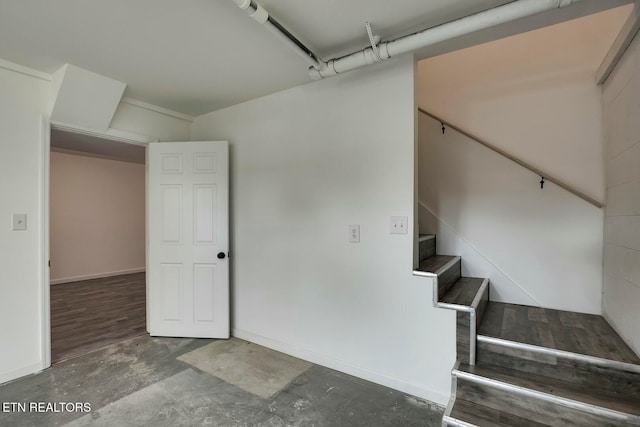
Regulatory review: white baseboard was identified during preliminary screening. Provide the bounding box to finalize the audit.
[50,267,146,285]
[0,362,43,386]
[232,328,450,406]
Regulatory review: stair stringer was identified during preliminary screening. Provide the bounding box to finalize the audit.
[414,258,489,366]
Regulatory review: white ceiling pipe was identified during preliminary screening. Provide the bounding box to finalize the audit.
[232,0,321,69]
[309,0,584,79]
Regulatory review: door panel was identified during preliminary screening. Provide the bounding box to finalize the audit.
[148,141,229,338]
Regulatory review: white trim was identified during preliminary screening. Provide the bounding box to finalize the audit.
[0,58,52,81]
[0,363,44,386]
[145,146,150,334]
[435,256,461,276]
[413,270,436,278]
[40,116,51,371]
[50,121,157,145]
[596,2,640,85]
[232,328,450,406]
[441,360,460,427]
[121,97,195,123]
[470,278,490,309]
[434,279,489,366]
[428,256,460,312]
[477,335,640,373]
[453,368,640,423]
[418,201,541,306]
[437,302,474,313]
[50,268,146,285]
[441,416,477,427]
[41,118,155,373]
[419,234,436,242]
[470,311,477,365]
[50,147,145,165]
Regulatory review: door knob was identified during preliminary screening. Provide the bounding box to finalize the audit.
[217,252,226,259]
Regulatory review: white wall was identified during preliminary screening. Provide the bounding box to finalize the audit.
[49,152,145,284]
[110,101,191,142]
[0,61,191,385]
[602,32,640,355]
[0,66,50,384]
[417,6,630,205]
[192,58,455,404]
[419,113,604,313]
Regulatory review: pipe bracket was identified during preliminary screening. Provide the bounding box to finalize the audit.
[233,0,251,10]
[249,3,269,23]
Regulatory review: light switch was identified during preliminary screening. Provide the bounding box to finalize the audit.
[390,216,408,234]
[349,225,360,243]
[12,213,27,231]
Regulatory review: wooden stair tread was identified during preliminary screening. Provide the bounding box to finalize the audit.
[478,302,640,365]
[455,363,640,417]
[440,277,485,307]
[447,398,549,427]
[418,234,435,242]
[417,255,458,274]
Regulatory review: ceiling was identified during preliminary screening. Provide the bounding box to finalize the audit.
[417,5,633,98]
[0,0,632,116]
[51,129,146,164]
[257,0,513,58]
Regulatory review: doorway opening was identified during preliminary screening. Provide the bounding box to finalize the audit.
[49,128,147,363]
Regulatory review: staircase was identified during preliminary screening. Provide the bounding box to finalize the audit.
[414,234,640,426]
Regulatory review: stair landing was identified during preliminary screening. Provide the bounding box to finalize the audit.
[479,302,640,365]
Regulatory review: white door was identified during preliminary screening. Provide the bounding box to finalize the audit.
[148,141,229,338]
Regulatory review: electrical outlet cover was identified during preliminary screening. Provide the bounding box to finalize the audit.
[390,216,408,234]
[12,213,27,231]
[349,224,360,243]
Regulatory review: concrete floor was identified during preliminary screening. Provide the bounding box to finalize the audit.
[0,335,444,426]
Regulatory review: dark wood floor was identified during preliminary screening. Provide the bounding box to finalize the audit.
[51,272,146,363]
[479,302,640,364]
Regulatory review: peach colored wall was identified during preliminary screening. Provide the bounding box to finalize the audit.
[417,6,631,205]
[50,151,145,284]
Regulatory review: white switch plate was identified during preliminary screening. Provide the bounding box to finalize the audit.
[12,213,27,231]
[348,224,360,243]
[390,216,408,234]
